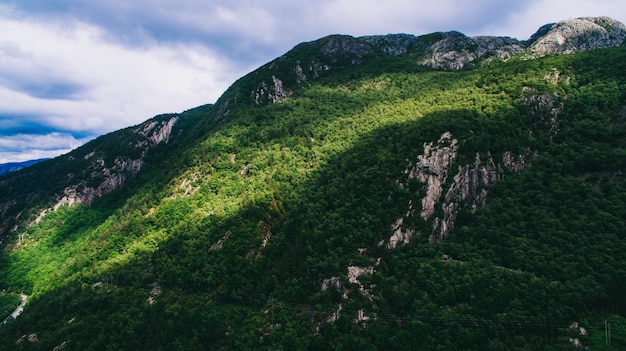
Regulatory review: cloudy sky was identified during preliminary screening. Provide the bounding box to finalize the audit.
[0,0,624,163]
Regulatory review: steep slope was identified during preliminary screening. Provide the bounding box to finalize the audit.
[0,17,625,350]
[0,105,210,241]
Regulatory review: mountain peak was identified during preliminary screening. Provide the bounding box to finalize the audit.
[528,16,626,55]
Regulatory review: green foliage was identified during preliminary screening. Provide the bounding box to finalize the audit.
[0,44,625,350]
[0,292,20,322]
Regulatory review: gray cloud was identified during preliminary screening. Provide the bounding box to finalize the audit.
[0,132,91,162]
[0,75,86,100]
[4,0,623,66]
[0,1,545,63]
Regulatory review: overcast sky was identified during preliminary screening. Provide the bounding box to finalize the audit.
[0,0,624,163]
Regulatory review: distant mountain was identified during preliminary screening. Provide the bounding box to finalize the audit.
[0,159,49,176]
[0,17,625,350]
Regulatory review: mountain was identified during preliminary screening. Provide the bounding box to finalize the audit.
[0,159,49,176]
[1,17,625,350]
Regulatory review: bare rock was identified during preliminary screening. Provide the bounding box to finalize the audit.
[421,32,525,70]
[362,34,419,56]
[529,17,626,55]
[253,75,287,105]
[321,35,373,62]
[389,132,538,244]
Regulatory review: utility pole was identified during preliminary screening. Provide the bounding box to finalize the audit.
[605,320,611,349]
[608,320,611,350]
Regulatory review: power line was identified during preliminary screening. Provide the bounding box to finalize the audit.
[266,300,586,331]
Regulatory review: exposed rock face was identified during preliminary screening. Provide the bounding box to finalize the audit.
[386,132,537,244]
[386,218,413,249]
[502,150,536,173]
[431,153,500,242]
[308,61,331,78]
[209,231,231,251]
[253,75,287,105]
[384,133,458,246]
[4,115,180,231]
[362,34,419,56]
[420,32,525,70]
[58,157,145,207]
[212,99,230,122]
[147,281,162,305]
[171,173,203,200]
[320,35,373,62]
[529,17,626,55]
[318,257,379,330]
[134,116,178,146]
[348,265,374,284]
[413,132,459,219]
[522,86,563,135]
[294,63,307,83]
[16,333,38,345]
[58,116,178,208]
[313,17,625,71]
[321,276,344,292]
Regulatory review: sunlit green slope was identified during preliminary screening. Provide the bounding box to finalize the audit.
[0,37,625,350]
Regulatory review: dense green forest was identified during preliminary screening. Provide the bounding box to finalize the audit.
[0,34,625,350]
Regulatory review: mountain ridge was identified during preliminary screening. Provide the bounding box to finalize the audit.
[212,16,625,116]
[279,16,626,71]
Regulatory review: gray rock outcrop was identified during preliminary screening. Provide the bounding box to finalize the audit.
[528,17,626,55]
[57,116,178,208]
[419,32,525,70]
[2,115,181,233]
[386,132,537,244]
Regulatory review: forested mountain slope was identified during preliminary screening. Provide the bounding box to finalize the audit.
[0,17,625,350]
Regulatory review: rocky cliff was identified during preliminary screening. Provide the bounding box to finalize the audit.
[385,133,536,244]
[0,114,180,239]
[418,32,526,70]
[528,17,626,55]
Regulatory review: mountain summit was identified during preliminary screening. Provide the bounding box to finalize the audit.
[1,17,625,350]
[266,16,626,72]
[528,16,626,54]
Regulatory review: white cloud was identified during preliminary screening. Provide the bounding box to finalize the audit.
[0,132,91,163]
[0,12,242,135]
